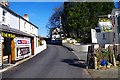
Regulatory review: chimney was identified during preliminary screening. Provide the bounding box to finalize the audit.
[0,0,9,7]
[24,14,29,21]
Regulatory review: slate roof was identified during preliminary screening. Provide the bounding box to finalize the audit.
[0,24,34,37]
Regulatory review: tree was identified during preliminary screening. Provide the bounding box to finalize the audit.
[46,5,64,29]
[63,2,114,43]
[47,2,114,43]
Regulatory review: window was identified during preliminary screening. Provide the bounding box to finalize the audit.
[117,15,120,25]
[2,10,6,21]
[102,33,106,40]
[96,29,101,32]
[3,10,6,16]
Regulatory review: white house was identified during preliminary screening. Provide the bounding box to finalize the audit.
[51,27,65,40]
[91,16,114,47]
[0,3,44,66]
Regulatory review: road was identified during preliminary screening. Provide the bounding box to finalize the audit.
[2,45,91,78]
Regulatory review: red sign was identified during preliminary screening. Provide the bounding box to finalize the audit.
[17,40,28,44]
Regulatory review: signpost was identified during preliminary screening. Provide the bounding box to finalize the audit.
[98,18,113,33]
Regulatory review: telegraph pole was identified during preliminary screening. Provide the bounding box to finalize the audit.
[59,16,62,40]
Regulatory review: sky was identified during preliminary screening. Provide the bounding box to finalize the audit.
[8,2,63,37]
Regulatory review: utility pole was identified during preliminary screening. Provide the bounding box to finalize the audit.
[59,16,62,40]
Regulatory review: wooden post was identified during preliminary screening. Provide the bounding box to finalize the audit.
[108,46,112,63]
[113,45,117,66]
[32,38,34,55]
[8,54,11,64]
[108,46,115,66]
[94,54,98,69]
[11,38,16,64]
[113,54,117,66]
[93,45,97,69]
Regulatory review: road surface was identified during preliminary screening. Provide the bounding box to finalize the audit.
[2,45,91,78]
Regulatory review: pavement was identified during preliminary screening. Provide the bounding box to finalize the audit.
[86,67,119,78]
[72,49,119,78]
[62,44,120,78]
[0,55,34,73]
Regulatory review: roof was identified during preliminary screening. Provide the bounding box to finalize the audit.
[97,15,108,18]
[0,25,34,37]
[111,8,120,15]
[0,4,38,29]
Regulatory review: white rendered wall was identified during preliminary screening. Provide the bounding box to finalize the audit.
[0,7,3,22]
[9,14,19,30]
[96,32,113,47]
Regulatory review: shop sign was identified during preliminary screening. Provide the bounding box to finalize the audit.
[15,37,31,60]
[17,40,29,44]
[98,18,110,22]
[99,22,113,33]
[17,47,30,58]
[98,18,113,33]
[2,32,16,38]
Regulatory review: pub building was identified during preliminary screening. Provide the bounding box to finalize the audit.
[0,25,35,65]
[0,3,39,66]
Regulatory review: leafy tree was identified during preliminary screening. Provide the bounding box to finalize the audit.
[63,2,114,43]
[47,2,114,43]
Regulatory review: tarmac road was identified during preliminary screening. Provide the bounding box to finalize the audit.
[2,44,91,78]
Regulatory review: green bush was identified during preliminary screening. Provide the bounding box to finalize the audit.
[75,38,81,43]
[96,48,110,64]
[38,40,42,46]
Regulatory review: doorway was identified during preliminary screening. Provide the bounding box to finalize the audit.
[3,37,13,64]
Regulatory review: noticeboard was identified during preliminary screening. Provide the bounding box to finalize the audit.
[15,37,31,60]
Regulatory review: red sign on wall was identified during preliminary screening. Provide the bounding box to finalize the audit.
[17,40,28,44]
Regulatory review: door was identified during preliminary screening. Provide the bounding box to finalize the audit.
[31,38,34,55]
[3,38,13,64]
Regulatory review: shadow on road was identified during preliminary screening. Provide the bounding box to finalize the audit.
[61,58,86,68]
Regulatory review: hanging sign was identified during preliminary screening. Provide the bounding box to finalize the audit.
[98,18,113,33]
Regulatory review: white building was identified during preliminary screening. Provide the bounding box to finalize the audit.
[0,3,40,65]
[91,16,114,47]
[51,27,65,40]
[111,9,120,44]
